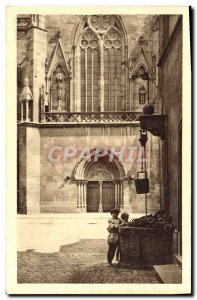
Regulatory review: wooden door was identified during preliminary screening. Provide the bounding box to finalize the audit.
[102,181,115,212]
[87,181,99,212]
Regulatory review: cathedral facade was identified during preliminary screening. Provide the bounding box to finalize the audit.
[17,14,161,214]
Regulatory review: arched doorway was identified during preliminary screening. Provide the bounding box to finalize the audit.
[73,147,126,212]
[86,162,115,212]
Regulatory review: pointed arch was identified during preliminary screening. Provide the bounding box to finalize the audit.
[73,15,128,112]
[73,15,128,47]
[47,38,70,78]
[46,37,71,112]
[130,47,152,78]
[72,147,126,180]
[52,63,69,78]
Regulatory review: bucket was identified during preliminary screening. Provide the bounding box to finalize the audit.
[135,171,149,194]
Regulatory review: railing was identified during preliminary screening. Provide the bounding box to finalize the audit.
[40,112,141,124]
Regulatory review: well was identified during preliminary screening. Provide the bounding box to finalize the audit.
[119,226,173,267]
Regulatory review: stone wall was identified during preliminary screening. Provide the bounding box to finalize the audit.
[38,125,160,213]
[158,16,182,230]
[18,126,41,213]
[17,14,161,214]
[18,126,27,213]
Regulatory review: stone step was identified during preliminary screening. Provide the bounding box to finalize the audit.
[174,255,182,268]
[153,264,182,284]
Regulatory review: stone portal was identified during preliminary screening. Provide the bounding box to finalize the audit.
[73,147,126,212]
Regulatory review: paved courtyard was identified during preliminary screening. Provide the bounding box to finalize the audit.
[17,214,160,284]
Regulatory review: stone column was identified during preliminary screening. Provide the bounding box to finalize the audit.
[130,80,134,111]
[115,182,118,207]
[120,181,124,209]
[83,182,87,212]
[122,181,124,208]
[74,46,81,112]
[77,182,80,208]
[125,44,128,111]
[21,102,24,122]
[100,38,104,112]
[80,182,84,209]
[25,100,30,122]
[72,46,76,111]
[117,182,120,209]
[77,181,87,213]
[49,76,53,111]
[85,49,88,112]
[99,181,103,212]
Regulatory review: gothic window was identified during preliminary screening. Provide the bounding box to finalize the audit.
[77,15,126,112]
[80,28,99,112]
[104,27,122,111]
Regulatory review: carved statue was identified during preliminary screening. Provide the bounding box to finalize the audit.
[20,77,33,102]
[56,74,63,100]
[139,85,146,103]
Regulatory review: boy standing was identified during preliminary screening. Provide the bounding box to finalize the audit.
[107,208,122,265]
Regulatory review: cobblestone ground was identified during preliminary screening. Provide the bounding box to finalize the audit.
[17,239,160,283]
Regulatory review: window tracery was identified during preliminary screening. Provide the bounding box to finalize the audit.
[103,27,122,111]
[89,15,115,32]
[80,28,99,112]
[78,15,126,112]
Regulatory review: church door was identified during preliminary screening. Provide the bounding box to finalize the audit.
[87,181,100,212]
[102,181,115,212]
[87,181,115,212]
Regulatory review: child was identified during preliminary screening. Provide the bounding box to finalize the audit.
[120,212,129,226]
[115,212,129,262]
[107,208,122,265]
